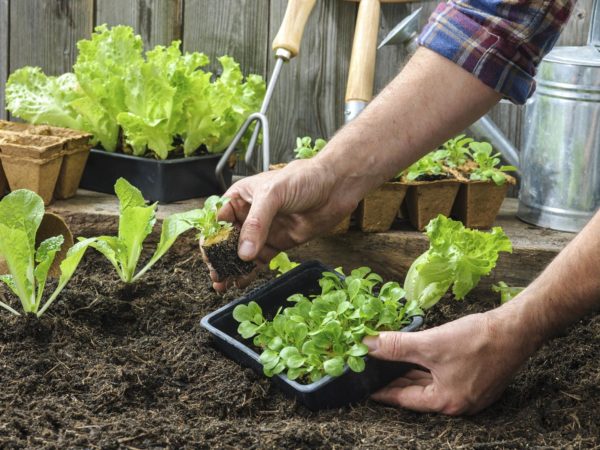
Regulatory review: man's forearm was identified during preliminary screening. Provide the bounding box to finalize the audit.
[494,211,600,350]
[313,47,501,204]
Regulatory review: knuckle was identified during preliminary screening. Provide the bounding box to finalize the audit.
[382,332,404,359]
[243,217,263,234]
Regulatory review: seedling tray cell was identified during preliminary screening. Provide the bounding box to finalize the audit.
[201,261,423,411]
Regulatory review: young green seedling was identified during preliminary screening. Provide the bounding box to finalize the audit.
[468,142,517,185]
[192,196,255,281]
[269,252,300,276]
[234,267,411,383]
[492,281,524,304]
[293,136,327,160]
[0,190,93,317]
[438,134,474,168]
[87,178,204,283]
[401,152,448,181]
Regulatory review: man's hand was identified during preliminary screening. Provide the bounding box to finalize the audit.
[364,304,539,415]
[210,158,358,292]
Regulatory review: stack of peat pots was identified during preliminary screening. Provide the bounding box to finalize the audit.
[0,121,92,204]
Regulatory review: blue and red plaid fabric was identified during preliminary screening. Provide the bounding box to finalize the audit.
[418,0,575,104]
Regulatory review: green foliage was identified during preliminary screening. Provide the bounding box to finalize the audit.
[438,134,473,168]
[87,178,203,283]
[468,142,517,185]
[189,196,232,242]
[269,252,300,276]
[0,190,92,317]
[492,282,524,304]
[293,137,327,160]
[404,215,512,313]
[400,151,446,181]
[6,25,266,159]
[233,267,411,383]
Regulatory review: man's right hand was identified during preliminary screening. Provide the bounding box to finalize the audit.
[210,157,358,292]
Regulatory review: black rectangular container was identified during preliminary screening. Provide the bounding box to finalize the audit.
[201,260,424,411]
[80,149,232,203]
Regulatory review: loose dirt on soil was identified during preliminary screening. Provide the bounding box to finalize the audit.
[0,241,598,449]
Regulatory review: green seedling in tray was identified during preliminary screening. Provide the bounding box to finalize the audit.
[294,136,327,160]
[269,252,300,276]
[0,190,92,317]
[468,142,517,185]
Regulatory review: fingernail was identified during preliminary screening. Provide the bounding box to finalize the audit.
[363,336,378,352]
[239,240,255,260]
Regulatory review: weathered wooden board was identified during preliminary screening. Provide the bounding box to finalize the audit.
[49,193,573,291]
[267,0,357,164]
[94,0,183,49]
[0,0,8,119]
[8,0,93,76]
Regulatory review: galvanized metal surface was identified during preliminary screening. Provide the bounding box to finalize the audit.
[518,45,600,232]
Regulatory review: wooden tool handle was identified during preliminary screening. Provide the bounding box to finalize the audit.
[345,0,381,102]
[272,0,317,58]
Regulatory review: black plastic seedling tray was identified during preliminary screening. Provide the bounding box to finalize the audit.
[201,260,424,411]
[80,149,232,203]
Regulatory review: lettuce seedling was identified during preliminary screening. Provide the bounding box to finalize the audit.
[269,252,300,276]
[468,142,517,185]
[294,136,327,160]
[233,267,411,382]
[192,196,255,280]
[404,215,512,314]
[401,151,447,181]
[87,178,203,283]
[0,190,93,317]
[438,134,474,168]
[492,281,524,304]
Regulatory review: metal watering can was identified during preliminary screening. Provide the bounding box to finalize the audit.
[383,1,600,232]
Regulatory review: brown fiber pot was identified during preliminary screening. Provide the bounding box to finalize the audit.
[329,215,352,234]
[451,179,514,229]
[358,182,408,232]
[403,179,461,231]
[0,133,66,205]
[0,162,8,197]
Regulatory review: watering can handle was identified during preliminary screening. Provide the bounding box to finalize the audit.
[272,0,318,58]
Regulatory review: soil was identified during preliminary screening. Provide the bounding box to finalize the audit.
[202,227,256,281]
[0,243,598,449]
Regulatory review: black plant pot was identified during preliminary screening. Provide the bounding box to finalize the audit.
[80,149,232,203]
[201,260,424,411]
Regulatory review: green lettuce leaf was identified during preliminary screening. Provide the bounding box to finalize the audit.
[33,235,64,309]
[5,67,85,131]
[404,215,512,311]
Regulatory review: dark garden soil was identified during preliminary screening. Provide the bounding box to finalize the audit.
[0,240,598,449]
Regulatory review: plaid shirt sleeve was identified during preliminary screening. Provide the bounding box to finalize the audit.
[417,0,575,104]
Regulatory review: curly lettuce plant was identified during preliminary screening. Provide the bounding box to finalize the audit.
[234,267,410,382]
[468,142,517,185]
[0,190,92,317]
[294,136,327,159]
[404,215,513,314]
[87,178,204,283]
[6,25,266,159]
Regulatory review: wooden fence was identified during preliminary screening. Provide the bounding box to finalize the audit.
[0,0,593,168]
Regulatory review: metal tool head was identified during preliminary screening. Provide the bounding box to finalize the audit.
[378,7,422,50]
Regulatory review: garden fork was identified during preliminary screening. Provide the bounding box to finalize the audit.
[216,0,318,191]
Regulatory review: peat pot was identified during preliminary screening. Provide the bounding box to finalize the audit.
[403,179,460,231]
[452,178,515,229]
[358,182,408,232]
[201,261,423,411]
[80,150,233,203]
[518,45,600,232]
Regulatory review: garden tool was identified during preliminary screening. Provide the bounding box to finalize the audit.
[216,0,318,191]
[0,212,73,278]
[344,0,418,123]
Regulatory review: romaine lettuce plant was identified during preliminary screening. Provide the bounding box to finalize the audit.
[294,137,327,160]
[404,215,512,313]
[0,190,93,317]
[87,178,203,283]
[269,252,300,276]
[234,267,411,382]
[468,142,517,185]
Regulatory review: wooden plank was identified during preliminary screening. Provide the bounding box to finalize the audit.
[267,0,357,165]
[9,0,93,76]
[0,0,8,120]
[557,0,593,46]
[94,0,183,49]
[49,194,573,291]
[183,0,269,78]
